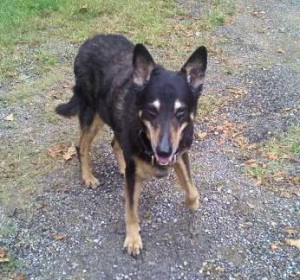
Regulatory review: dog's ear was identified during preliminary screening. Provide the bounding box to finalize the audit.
[132,44,155,86]
[181,46,207,96]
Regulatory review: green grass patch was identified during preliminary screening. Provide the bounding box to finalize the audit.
[266,125,300,156]
[0,0,237,81]
[0,0,180,80]
[198,92,222,119]
[245,124,300,196]
[206,0,236,27]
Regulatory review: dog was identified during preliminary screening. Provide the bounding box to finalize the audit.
[56,34,207,256]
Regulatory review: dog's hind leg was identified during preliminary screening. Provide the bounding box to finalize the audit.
[78,112,104,189]
[174,152,199,210]
[111,137,126,176]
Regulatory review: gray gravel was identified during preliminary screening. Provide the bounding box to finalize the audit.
[1,0,299,279]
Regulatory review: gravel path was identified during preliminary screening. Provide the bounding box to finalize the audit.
[1,0,299,279]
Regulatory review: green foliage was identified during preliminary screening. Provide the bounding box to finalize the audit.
[266,125,300,156]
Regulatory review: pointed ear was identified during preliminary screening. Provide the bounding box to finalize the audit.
[181,46,207,95]
[132,44,155,86]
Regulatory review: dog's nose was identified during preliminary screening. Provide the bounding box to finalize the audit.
[156,134,172,157]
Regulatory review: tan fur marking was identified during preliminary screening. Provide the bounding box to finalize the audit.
[112,138,126,175]
[174,154,199,210]
[143,120,160,150]
[124,174,143,255]
[134,156,168,179]
[170,122,188,152]
[79,114,104,188]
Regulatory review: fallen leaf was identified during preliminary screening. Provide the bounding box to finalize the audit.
[247,143,257,150]
[0,248,9,263]
[47,144,65,158]
[265,152,278,160]
[13,273,26,280]
[195,131,208,140]
[277,49,285,54]
[280,153,291,159]
[245,159,256,165]
[239,222,252,229]
[285,238,300,249]
[270,242,282,251]
[0,248,6,258]
[283,227,300,235]
[245,159,257,168]
[247,202,255,209]
[4,113,14,121]
[62,145,77,161]
[254,179,262,187]
[291,176,300,185]
[53,233,67,240]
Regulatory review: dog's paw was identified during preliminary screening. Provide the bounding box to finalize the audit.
[186,196,199,210]
[123,233,143,256]
[82,174,100,189]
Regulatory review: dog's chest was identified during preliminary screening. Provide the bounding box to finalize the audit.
[134,157,170,180]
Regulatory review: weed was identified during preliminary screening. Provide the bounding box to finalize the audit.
[244,124,300,196]
[198,93,222,119]
[266,125,300,156]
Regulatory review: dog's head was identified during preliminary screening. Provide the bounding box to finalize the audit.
[133,44,207,166]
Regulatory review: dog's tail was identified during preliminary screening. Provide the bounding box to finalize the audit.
[55,93,80,117]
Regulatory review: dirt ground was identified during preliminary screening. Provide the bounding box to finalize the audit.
[1,0,299,279]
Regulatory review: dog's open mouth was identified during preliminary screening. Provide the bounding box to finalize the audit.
[155,154,177,166]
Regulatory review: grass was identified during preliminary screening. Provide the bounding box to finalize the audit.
[0,0,180,80]
[0,0,237,80]
[266,125,300,155]
[245,124,300,196]
[198,93,222,119]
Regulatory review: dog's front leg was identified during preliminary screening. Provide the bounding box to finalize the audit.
[123,160,143,256]
[174,152,199,210]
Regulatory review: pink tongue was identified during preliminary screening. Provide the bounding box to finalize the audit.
[157,156,171,165]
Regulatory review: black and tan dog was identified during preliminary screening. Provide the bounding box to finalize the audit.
[56,34,207,256]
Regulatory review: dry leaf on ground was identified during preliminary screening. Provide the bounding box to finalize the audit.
[270,242,283,251]
[0,247,9,263]
[53,233,68,240]
[195,131,208,140]
[277,49,285,54]
[13,273,26,280]
[254,179,262,187]
[265,152,278,160]
[245,159,258,168]
[47,144,65,158]
[47,144,76,161]
[4,113,14,121]
[283,227,300,235]
[62,146,77,161]
[285,238,300,249]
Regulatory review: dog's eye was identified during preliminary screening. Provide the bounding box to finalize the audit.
[175,107,187,120]
[147,106,158,117]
